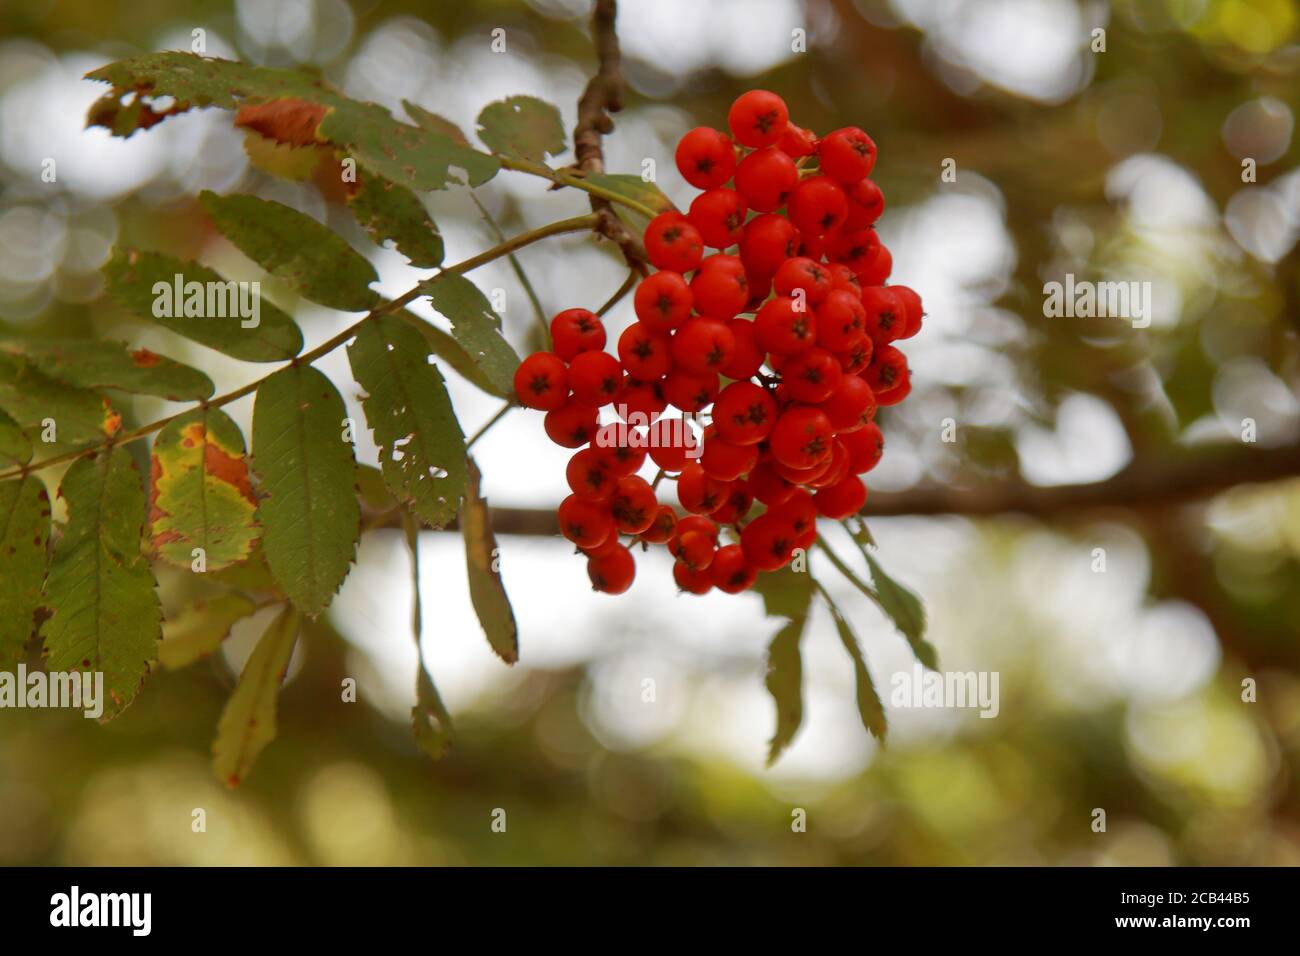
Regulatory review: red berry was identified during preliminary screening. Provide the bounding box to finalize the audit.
[864,346,910,405]
[640,505,677,544]
[746,458,796,506]
[738,213,801,279]
[861,286,905,343]
[816,289,868,352]
[558,494,614,549]
[734,147,798,212]
[721,317,764,379]
[710,544,757,593]
[781,347,842,403]
[890,284,924,339]
[740,512,798,571]
[772,454,832,485]
[566,447,614,500]
[671,529,716,571]
[675,127,736,190]
[841,422,884,473]
[610,475,658,534]
[855,242,892,286]
[807,439,850,490]
[828,263,863,298]
[688,188,748,249]
[818,126,877,183]
[788,175,848,236]
[770,406,834,470]
[568,350,623,406]
[770,489,818,550]
[617,322,673,380]
[646,416,699,472]
[713,381,777,446]
[700,430,759,482]
[663,367,719,412]
[634,270,693,333]
[643,212,704,273]
[819,374,876,432]
[690,261,749,319]
[677,462,728,514]
[773,256,832,306]
[814,474,867,519]
[711,484,754,524]
[825,227,881,273]
[673,560,714,594]
[544,399,600,448]
[676,515,720,541]
[588,543,635,593]
[671,317,736,375]
[514,352,570,410]
[593,427,648,477]
[843,178,884,229]
[550,308,604,361]
[777,122,818,158]
[836,334,874,375]
[727,90,789,148]
[755,295,817,356]
[616,378,667,424]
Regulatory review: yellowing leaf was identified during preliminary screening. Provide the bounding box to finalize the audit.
[211,604,300,787]
[159,593,259,670]
[461,459,518,664]
[150,407,259,571]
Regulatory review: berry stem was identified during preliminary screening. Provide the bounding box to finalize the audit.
[470,191,551,346]
[0,213,600,481]
[814,534,878,598]
[596,269,639,317]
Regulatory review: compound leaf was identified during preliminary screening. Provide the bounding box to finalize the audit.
[0,338,212,401]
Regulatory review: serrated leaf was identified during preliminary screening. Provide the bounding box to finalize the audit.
[87,54,502,192]
[149,407,259,571]
[0,353,122,445]
[0,407,32,467]
[347,315,467,528]
[402,102,470,145]
[0,476,50,670]
[400,310,507,398]
[422,273,520,396]
[41,448,160,719]
[349,173,444,267]
[159,593,259,669]
[103,248,303,362]
[212,604,300,787]
[863,551,936,670]
[0,338,213,401]
[824,592,887,743]
[476,95,566,163]
[252,365,359,616]
[402,510,453,759]
[462,458,518,664]
[199,191,379,312]
[752,564,815,765]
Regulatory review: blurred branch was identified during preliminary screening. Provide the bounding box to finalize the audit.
[374,440,1300,535]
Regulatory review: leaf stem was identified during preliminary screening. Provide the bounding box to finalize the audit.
[470,192,551,345]
[813,534,878,599]
[597,269,638,317]
[496,155,659,219]
[465,401,515,450]
[0,213,599,482]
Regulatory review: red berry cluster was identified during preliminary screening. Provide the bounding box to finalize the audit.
[512,89,923,596]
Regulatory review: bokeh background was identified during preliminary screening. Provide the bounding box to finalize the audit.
[2,0,1300,865]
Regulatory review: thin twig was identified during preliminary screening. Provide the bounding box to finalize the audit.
[466,401,515,450]
[597,269,638,317]
[470,191,550,344]
[0,213,599,481]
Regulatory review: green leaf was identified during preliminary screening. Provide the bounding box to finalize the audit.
[211,604,300,787]
[252,365,360,616]
[421,273,520,396]
[0,354,122,445]
[102,248,304,362]
[402,511,453,759]
[356,462,395,511]
[476,95,566,163]
[0,338,212,401]
[346,314,467,528]
[199,191,380,312]
[863,551,936,670]
[584,172,677,231]
[86,54,502,191]
[399,310,507,398]
[0,476,50,670]
[822,589,887,743]
[349,173,444,268]
[402,102,471,145]
[159,593,259,669]
[0,407,32,467]
[149,407,259,571]
[752,564,815,765]
[41,448,160,719]
[461,458,518,664]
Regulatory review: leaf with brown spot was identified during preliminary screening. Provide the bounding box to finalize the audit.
[0,338,213,401]
[0,475,50,671]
